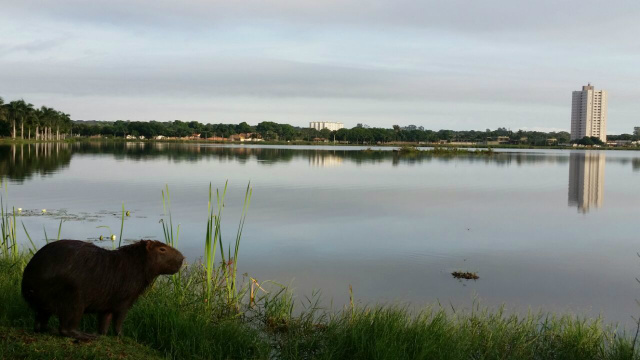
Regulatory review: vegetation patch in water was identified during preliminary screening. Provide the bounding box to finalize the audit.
[452,271,480,280]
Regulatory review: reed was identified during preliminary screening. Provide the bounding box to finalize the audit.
[202,181,253,312]
[161,185,184,296]
[0,198,18,262]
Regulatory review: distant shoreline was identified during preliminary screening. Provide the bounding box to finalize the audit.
[1,137,639,151]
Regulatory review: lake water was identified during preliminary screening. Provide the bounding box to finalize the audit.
[2,142,640,327]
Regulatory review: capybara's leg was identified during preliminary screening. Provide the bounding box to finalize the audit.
[58,303,96,340]
[112,309,130,336]
[98,312,113,335]
[34,311,51,333]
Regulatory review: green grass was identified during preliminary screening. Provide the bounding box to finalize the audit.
[0,326,164,360]
[2,255,639,359]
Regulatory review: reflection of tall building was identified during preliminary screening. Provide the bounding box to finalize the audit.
[309,153,343,167]
[568,152,605,213]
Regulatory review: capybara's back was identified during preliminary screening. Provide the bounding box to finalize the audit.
[22,239,184,339]
[22,241,97,309]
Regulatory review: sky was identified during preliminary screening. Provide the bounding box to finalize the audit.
[1,1,639,133]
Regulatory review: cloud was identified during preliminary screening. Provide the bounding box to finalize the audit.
[5,0,640,36]
[0,0,639,133]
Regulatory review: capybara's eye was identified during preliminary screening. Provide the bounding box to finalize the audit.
[159,247,167,252]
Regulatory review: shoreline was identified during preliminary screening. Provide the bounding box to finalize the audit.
[1,254,639,360]
[1,137,639,151]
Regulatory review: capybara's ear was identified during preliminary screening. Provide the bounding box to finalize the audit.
[145,240,153,251]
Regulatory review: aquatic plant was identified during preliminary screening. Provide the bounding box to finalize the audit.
[0,198,18,261]
[202,181,253,312]
[160,185,183,295]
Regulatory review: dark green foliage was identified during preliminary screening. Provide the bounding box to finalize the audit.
[0,97,73,139]
[69,120,577,146]
[574,136,606,146]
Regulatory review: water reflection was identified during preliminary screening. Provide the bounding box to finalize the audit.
[0,142,638,183]
[0,143,72,182]
[309,152,343,167]
[568,152,605,213]
[2,142,640,328]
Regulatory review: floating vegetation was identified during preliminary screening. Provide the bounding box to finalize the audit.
[428,147,494,156]
[12,208,137,223]
[452,271,479,280]
[396,145,422,154]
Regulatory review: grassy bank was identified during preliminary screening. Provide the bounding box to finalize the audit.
[3,242,640,360]
[1,256,638,359]
[1,185,640,359]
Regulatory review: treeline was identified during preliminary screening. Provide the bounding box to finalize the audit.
[72,120,581,146]
[2,96,638,144]
[0,97,72,140]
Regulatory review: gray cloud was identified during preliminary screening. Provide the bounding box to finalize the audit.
[1,0,639,132]
[5,0,640,35]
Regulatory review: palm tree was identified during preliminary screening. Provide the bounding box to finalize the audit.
[57,112,72,139]
[39,107,56,141]
[0,97,6,129]
[21,102,34,140]
[25,108,40,140]
[6,100,35,140]
[7,101,21,139]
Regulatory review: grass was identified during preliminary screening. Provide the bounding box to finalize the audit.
[0,326,164,360]
[2,253,640,359]
[1,184,640,359]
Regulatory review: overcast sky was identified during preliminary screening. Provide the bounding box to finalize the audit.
[1,1,639,133]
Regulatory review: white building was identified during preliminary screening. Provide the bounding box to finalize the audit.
[570,83,607,143]
[309,121,344,131]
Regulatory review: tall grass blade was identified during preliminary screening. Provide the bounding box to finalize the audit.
[119,202,125,247]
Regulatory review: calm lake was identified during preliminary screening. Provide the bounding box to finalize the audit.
[2,142,640,327]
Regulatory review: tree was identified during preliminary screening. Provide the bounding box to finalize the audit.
[575,136,604,146]
[0,97,6,130]
[236,121,253,134]
[392,125,401,141]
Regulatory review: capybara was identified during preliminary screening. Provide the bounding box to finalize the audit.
[21,239,184,340]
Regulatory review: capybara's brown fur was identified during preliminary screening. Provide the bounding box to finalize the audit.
[21,240,184,340]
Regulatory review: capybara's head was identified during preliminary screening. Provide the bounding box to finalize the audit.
[143,240,185,275]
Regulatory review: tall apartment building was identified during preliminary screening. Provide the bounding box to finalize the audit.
[570,84,607,143]
[309,121,344,131]
[568,152,605,213]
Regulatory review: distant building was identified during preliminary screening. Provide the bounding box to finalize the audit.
[568,152,605,213]
[571,83,607,143]
[634,127,640,136]
[229,133,263,142]
[309,122,344,131]
[483,136,510,145]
